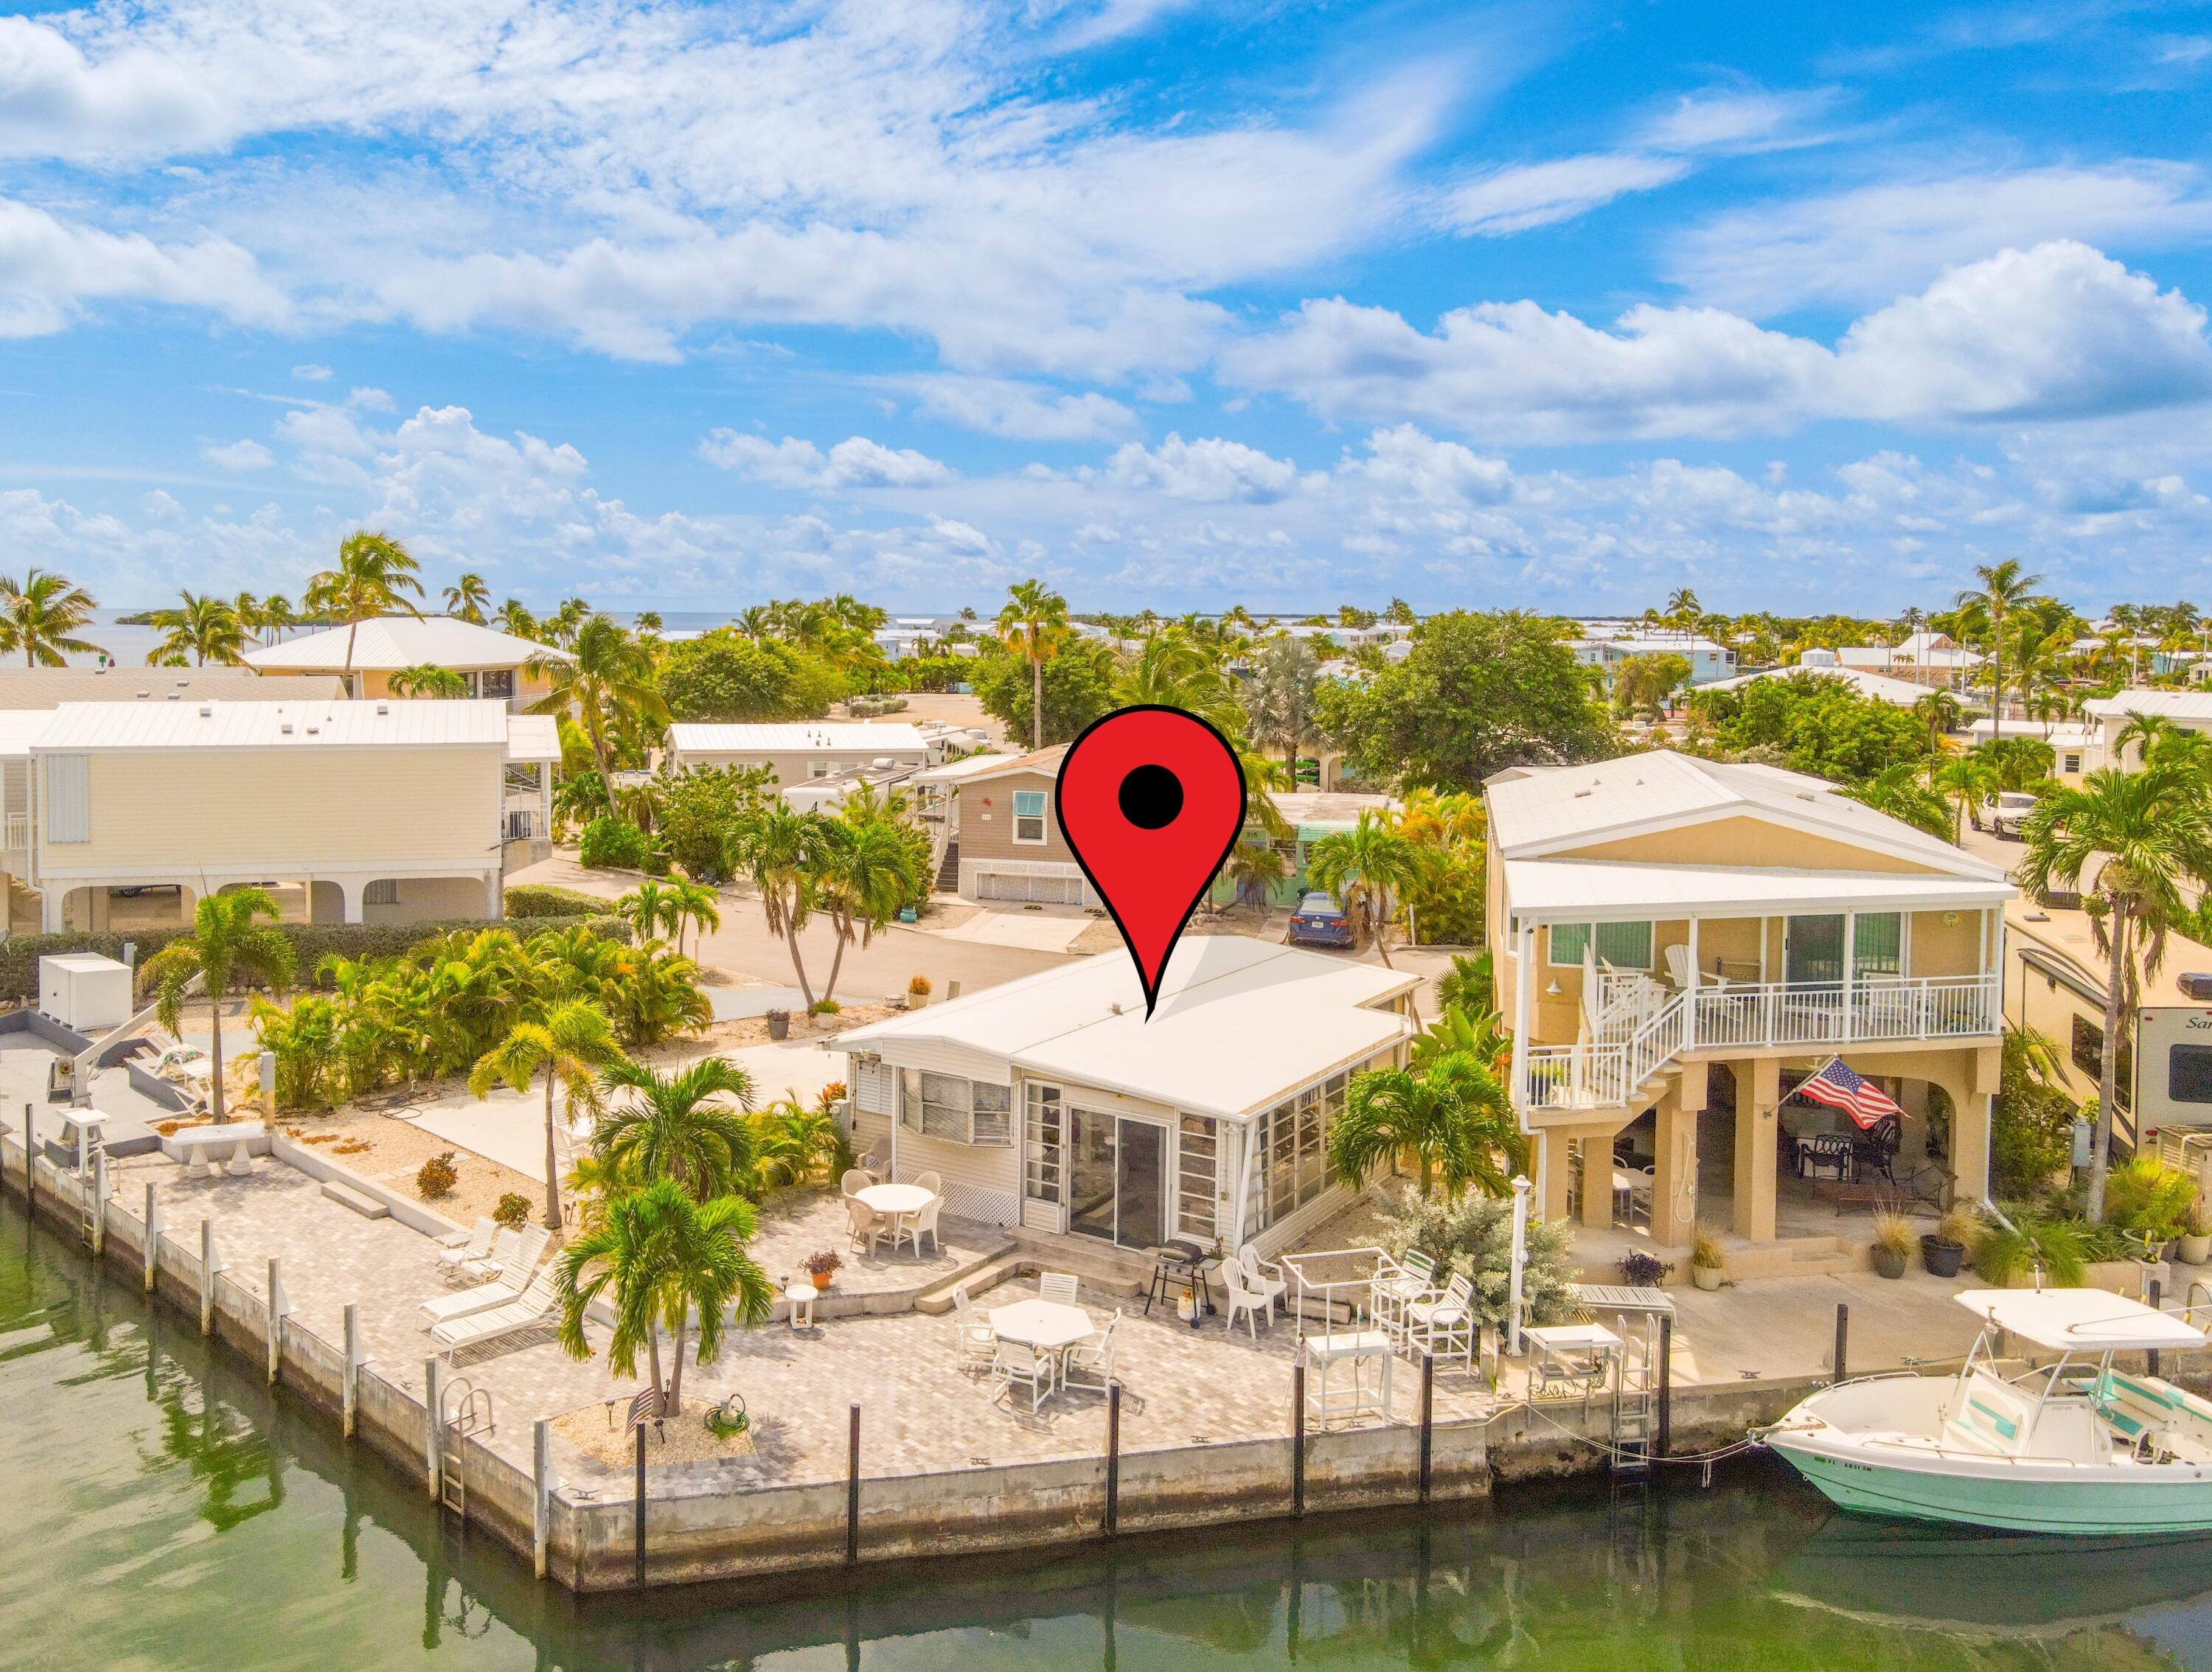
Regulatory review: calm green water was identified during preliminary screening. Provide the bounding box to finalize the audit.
[9,1189,2212,1672]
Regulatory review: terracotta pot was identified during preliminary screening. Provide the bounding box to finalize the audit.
[1691,1265,1722,1291]
[1871,1246,1909,1280]
[810,1271,832,1291]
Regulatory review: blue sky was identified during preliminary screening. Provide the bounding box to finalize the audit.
[1,0,2209,615]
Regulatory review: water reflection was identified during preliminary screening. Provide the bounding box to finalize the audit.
[6,1191,2212,1672]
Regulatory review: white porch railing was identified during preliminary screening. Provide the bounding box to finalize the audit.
[1521,973,1999,1112]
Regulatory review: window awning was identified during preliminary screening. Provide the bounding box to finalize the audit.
[1506,859,2014,925]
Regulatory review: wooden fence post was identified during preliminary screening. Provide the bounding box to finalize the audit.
[198,1218,219,1335]
[142,1183,160,1292]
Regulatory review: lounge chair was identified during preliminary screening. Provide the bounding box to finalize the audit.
[435,1218,498,1282]
[458,1225,522,1285]
[431,1267,560,1362]
[418,1224,550,1328]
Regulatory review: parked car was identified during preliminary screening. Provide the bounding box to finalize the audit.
[1287,891,1355,948]
[1987,790,2039,839]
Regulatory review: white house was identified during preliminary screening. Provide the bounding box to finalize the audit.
[245,616,571,706]
[1703,663,1934,709]
[832,936,1417,1258]
[663,722,944,786]
[1565,628,1736,686]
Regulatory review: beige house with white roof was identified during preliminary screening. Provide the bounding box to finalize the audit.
[0,698,557,933]
[245,616,570,706]
[664,722,941,789]
[1486,750,2011,1271]
[832,936,1416,1261]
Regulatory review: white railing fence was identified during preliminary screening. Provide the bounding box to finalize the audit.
[1522,973,1998,1112]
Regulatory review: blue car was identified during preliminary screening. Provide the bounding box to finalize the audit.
[1287,891,1355,949]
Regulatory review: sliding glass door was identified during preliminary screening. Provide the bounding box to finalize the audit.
[1068,1107,1168,1250]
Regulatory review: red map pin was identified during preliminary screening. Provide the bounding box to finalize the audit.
[1056,705,1247,1017]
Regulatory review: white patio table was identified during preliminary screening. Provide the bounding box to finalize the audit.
[855,1182,933,1250]
[990,1297,1095,1393]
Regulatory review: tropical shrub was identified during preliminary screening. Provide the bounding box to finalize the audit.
[1379,1191,1579,1333]
[1973,1211,2090,1287]
[655,764,776,882]
[493,1192,532,1228]
[2104,1157,2197,1244]
[417,1152,459,1199]
[580,814,664,873]
[748,1098,853,1192]
[504,885,613,919]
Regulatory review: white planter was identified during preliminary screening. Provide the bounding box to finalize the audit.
[1691,1265,1723,1291]
[2183,1234,2211,1266]
[907,992,930,1009]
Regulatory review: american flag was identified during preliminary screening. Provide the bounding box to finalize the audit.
[1791,1059,1904,1130]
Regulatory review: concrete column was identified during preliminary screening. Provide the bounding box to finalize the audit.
[484,871,504,922]
[40,886,66,933]
[1733,1057,1781,1243]
[1952,1091,1994,1205]
[341,879,366,925]
[1538,1130,1573,1224]
[1651,1086,1702,1250]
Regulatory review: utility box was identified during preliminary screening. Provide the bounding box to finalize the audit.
[38,952,133,1034]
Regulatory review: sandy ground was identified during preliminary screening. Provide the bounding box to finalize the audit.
[279,1105,546,1227]
[552,1384,779,1470]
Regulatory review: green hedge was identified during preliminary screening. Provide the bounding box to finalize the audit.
[0,915,635,1003]
[504,884,616,919]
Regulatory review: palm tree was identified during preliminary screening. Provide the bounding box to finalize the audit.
[526,613,667,792]
[591,1058,759,1200]
[555,1178,772,1418]
[1953,559,2041,742]
[497,599,540,640]
[1841,762,1953,841]
[2018,767,2212,1221]
[468,999,626,1231]
[726,804,828,1008]
[0,568,99,666]
[995,579,1070,750]
[442,572,490,624]
[386,663,470,697]
[1327,1053,1522,1196]
[1305,812,1430,968]
[1243,633,1322,771]
[145,591,247,666]
[140,888,296,1123]
[1913,689,1962,753]
[666,877,721,961]
[814,819,923,1007]
[1929,754,1999,843]
[1111,632,1245,734]
[615,879,683,944]
[304,531,424,691]
[1222,836,1290,910]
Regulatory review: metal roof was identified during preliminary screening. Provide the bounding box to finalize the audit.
[1504,858,2013,922]
[31,699,519,752]
[2082,689,2212,723]
[243,616,571,672]
[505,713,563,764]
[668,722,933,753]
[1702,666,1931,709]
[910,751,1020,786]
[1486,750,2001,880]
[832,935,1415,1121]
[0,667,346,708]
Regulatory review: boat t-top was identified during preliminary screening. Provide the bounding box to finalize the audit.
[1758,1287,2212,1535]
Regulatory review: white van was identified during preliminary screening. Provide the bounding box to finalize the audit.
[1988,790,2039,838]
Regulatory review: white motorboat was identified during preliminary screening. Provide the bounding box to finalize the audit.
[1758,1287,2212,1535]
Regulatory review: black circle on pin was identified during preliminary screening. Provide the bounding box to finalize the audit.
[1117,763,1184,831]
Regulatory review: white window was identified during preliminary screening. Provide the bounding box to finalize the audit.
[1013,789,1047,844]
[44,753,88,844]
[1024,1084,1062,1205]
[810,760,830,779]
[2063,752,2081,773]
[1549,921,1652,969]
[900,1069,1013,1146]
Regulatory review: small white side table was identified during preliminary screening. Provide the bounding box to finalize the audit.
[1303,1329,1394,1428]
[785,1283,819,1331]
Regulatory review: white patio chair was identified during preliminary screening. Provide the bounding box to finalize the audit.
[845,1195,883,1254]
[431,1266,560,1362]
[1236,1245,1287,1316]
[856,1146,889,1182]
[950,1283,996,1373]
[991,1338,1053,1412]
[1663,944,1733,994]
[1063,1311,1120,1392]
[456,1225,522,1286]
[1371,1249,1437,1341]
[1406,1272,1477,1370]
[501,1224,552,1284]
[1039,1271,1079,1306]
[418,1267,526,1331]
[1222,1259,1274,1340]
[436,1219,497,1282]
[909,1191,944,1257]
[911,1168,943,1196]
[840,1168,872,1198]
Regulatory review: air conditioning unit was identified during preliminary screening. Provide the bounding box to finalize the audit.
[2179,973,2212,1001]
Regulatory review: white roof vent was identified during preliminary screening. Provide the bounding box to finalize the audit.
[197,704,212,717]
[280,722,293,735]
[375,703,389,716]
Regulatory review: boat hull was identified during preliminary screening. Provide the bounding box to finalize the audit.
[1767,1434,2212,1536]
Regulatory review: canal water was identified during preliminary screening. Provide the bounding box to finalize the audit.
[9,1189,2212,1672]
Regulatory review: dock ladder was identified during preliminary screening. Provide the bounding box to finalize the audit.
[1607,1313,1661,1480]
[437,1378,495,1519]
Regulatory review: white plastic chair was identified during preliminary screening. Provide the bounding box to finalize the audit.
[436,1219,497,1282]
[1371,1249,1436,1342]
[951,1283,995,1372]
[1039,1272,1079,1306]
[840,1168,872,1198]
[912,1169,943,1196]
[910,1192,944,1257]
[1222,1260,1273,1339]
[1063,1311,1120,1391]
[1406,1272,1477,1370]
[845,1195,883,1254]
[1237,1245,1287,1316]
[459,1225,522,1285]
[992,1338,1053,1412]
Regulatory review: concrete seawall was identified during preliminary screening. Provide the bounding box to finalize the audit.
[0,1131,1935,1593]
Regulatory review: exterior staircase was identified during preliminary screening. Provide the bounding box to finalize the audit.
[934,838,961,894]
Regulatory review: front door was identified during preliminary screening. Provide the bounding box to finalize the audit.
[1785,914,1845,985]
[1068,1109,1169,1250]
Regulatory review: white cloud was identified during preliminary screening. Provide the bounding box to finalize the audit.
[1221,242,2212,442]
[699,431,953,490]
[1102,433,1304,501]
[1670,162,2212,315]
[202,438,274,470]
[1441,154,1690,237]
[291,363,332,381]
[0,194,289,337]
[904,375,1139,441]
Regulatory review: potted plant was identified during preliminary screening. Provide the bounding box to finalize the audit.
[1617,1250,1672,1288]
[765,1008,790,1042]
[1919,1202,1979,1279]
[1690,1232,1725,1291]
[804,1249,841,1292]
[2183,1199,2212,1267]
[1870,1208,1915,1279]
[908,975,933,1010]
